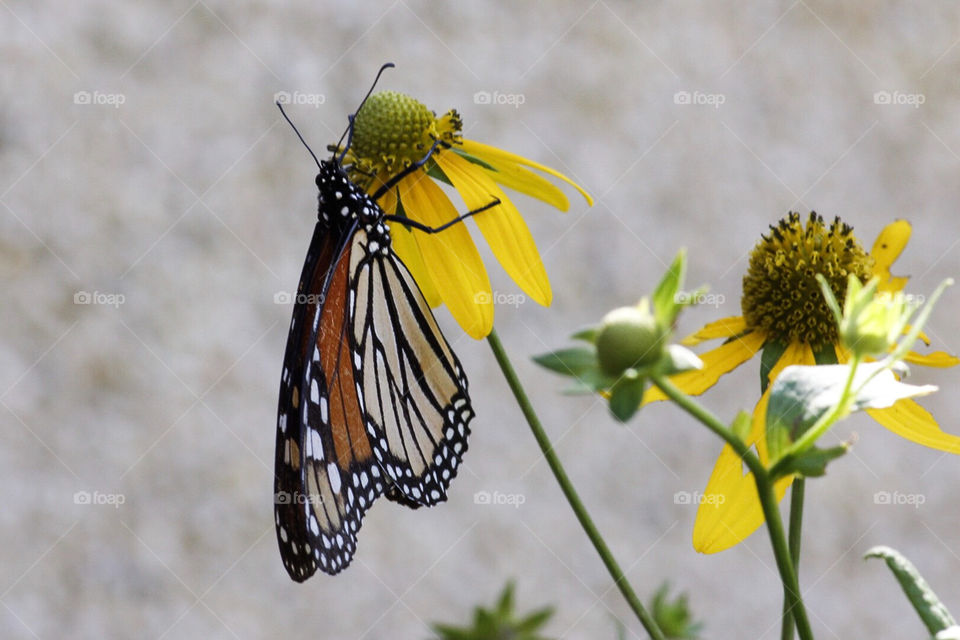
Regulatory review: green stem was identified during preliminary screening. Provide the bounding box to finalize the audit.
[781,479,806,640]
[487,330,665,640]
[651,375,815,640]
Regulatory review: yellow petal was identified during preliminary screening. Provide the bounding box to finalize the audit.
[680,316,748,346]
[390,223,441,307]
[397,173,493,338]
[868,400,960,454]
[693,340,809,553]
[870,220,911,292]
[643,330,765,403]
[903,325,931,346]
[694,389,793,553]
[436,151,552,306]
[379,187,442,305]
[460,138,593,206]
[903,350,960,368]
[477,156,570,211]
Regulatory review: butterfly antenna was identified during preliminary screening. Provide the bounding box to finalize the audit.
[277,101,322,170]
[336,62,395,163]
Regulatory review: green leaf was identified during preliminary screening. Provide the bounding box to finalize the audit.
[563,367,619,394]
[424,161,454,186]
[608,373,646,422]
[449,146,498,171]
[650,583,703,639]
[652,249,687,328]
[766,361,938,462]
[771,444,849,479]
[431,581,554,640]
[811,343,839,365]
[865,546,957,635]
[759,339,786,394]
[570,326,598,344]
[532,347,598,378]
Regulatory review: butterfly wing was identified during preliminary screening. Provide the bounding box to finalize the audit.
[349,225,474,508]
[275,220,388,579]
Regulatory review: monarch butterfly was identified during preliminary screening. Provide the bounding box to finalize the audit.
[274,65,496,580]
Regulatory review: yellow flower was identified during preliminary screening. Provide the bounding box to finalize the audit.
[643,213,960,553]
[340,90,592,339]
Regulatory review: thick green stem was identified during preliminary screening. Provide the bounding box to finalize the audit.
[487,330,665,640]
[651,375,814,640]
[781,479,806,640]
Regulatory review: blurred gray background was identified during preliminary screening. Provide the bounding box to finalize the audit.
[3,1,960,638]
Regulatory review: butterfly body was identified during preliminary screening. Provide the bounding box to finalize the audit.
[275,159,473,580]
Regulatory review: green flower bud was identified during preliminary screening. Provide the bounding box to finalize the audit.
[838,276,913,358]
[595,300,666,376]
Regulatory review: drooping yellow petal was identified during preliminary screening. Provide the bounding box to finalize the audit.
[460,138,593,206]
[903,325,931,346]
[680,316,748,346]
[391,223,441,307]
[473,155,571,211]
[693,342,810,553]
[870,220,911,293]
[397,173,493,338]
[868,400,960,454]
[693,390,793,553]
[643,330,765,403]
[903,350,960,368]
[436,151,552,306]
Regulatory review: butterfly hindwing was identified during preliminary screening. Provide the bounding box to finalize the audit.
[349,226,473,508]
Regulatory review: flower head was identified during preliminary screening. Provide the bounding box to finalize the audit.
[340,90,592,339]
[644,214,960,553]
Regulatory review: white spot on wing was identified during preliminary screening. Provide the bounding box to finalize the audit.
[328,462,342,493]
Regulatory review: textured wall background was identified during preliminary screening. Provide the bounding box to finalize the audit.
[3,1,960,638]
